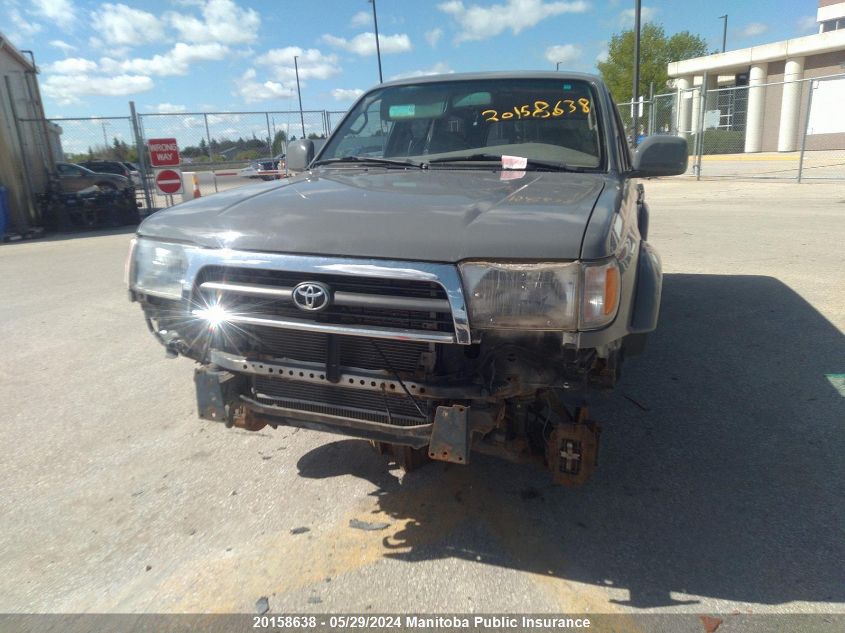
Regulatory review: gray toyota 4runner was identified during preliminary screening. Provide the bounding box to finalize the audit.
[128,72,687,485]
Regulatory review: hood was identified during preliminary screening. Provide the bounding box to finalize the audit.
[138,168,607,262]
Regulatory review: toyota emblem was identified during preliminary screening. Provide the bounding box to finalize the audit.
[292,281,331,312]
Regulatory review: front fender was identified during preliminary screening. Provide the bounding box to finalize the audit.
[629,240,663,333]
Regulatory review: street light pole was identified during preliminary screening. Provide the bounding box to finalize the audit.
[632,0,642,146]
[556,61,563,70]
[719,14,728,53]
[293,55,306,138]
[369,0,383,83]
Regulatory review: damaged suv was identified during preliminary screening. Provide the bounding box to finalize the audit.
[127,72,687,485]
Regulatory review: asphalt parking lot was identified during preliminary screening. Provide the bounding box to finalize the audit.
[0,179,843,626]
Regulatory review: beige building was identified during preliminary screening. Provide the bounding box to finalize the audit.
[667,1,845,152]
[0,32,61,234]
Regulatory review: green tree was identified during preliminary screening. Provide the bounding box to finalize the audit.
[598,23,709,103]
[271,130,287,155]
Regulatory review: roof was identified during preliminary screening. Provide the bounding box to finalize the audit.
[378,70,602,89]
[668,28,845,77]
[0,31,37,72]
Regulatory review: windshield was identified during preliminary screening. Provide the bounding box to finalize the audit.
[318,78,604,170]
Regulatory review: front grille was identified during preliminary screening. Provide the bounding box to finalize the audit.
[253,377,430,426]
[222,327,433,374]
[197,266,454,333]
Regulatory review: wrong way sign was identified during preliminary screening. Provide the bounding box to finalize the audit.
[147,138,180,167]
[155,168,183,195]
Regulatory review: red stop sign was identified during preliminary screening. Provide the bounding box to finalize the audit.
[155,169,183,195]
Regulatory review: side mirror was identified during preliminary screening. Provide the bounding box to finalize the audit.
[286,140,315,172]
[631,135,688,178]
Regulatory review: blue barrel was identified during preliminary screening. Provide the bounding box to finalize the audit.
[0,186,9,239]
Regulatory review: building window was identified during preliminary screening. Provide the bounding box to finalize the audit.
[821,19,843,32]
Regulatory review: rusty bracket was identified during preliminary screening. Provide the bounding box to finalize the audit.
[194,367,243,425]
[429,405,470,464]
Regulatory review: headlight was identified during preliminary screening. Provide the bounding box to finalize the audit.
[580,260,621,329]
[459,261,579,330]
[130,239,191,300]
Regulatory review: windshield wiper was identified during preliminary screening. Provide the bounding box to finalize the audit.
[311,156,427,169]
[426,153,586,172]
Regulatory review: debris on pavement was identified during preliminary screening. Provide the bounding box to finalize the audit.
[349,518,389,531]
[290,527,310,535]
[255,596,270,615]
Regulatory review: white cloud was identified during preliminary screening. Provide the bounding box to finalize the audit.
[167,0,260,45]
[797,15,818,33]
[149,103,187,113]
[100,42,230,76]
[33,0,77,30]
[438,0,589,43]
[91,4,164,47]
[617,5,657,28]
[49,39,76,54]
[235,68,295,104]
[331,88,364,101]
[595,48,608,64]
[7,5,43,42]
[740,22,768,38]
[42,73,153,105]
[390,62,453,80]
[46,57,98,73]
[321,32,412,56]
[425,28,443,48]
[544,43,582,66]
[255,47,341,81]
[350,10,371,27]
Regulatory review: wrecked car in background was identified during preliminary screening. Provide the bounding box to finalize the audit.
[127,72,687,485]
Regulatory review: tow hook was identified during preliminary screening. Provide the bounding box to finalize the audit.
[546,407,601,487]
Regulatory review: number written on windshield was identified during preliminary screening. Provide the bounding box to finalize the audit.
[482,99,591,122]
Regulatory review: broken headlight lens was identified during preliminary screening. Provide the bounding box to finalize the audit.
[130,239,191,300]
[459,261,579,330]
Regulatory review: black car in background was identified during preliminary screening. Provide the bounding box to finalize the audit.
[79,160,135,182]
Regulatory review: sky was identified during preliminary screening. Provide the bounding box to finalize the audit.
[2,0,823,119]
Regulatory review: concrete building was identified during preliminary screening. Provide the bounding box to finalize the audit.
[667,1,845,153]
[0,32,61,234]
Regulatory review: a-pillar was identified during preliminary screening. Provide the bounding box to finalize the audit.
[778,57,805,152]
[676,76,693,135]
[745,63,768,152]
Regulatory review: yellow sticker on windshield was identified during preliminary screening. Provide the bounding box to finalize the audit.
[481,98,591,122]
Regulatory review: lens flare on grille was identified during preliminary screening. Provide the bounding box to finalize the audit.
[195,303,229,328]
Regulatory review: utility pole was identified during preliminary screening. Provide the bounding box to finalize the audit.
[719,15,728,53]
[101,122,110,155]
[369,0,383,83]
[294,55,306,138]
[632,0,642,146]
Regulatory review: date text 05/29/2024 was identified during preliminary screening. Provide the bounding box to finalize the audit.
[252,615,593,629]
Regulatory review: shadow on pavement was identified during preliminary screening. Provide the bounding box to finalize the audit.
[297,274,845,609]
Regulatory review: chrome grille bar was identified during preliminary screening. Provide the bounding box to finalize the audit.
[195,310,457,344]
[199,281,452,312]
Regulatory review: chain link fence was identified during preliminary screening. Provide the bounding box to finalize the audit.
[13,76,845,233]
[618,73,845,181]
